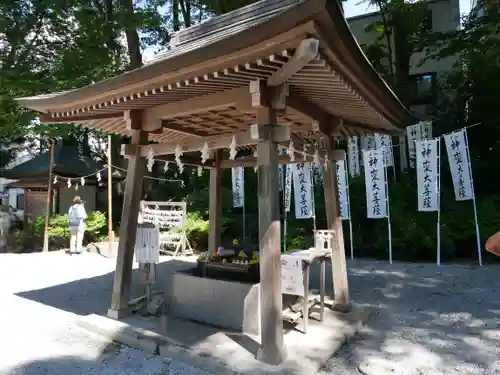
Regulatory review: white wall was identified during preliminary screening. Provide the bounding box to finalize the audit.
[0,149,31,211]
[347,0,461,76]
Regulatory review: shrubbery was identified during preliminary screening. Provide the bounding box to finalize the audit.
[12,173,500,262]
[13,211,108,252]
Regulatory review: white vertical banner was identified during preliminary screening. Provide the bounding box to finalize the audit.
[283,163,293,253]
[374,134,394,167]
[284,164,293,212]
[336,159,354,260]
[335,160,350,220]
[363,149,392,263]
[416,138,441,265]
[347,136,360,177]
[292,163,313,219]
[421,121,433,140]
[363,149,387,219]
[443,129,482,266]
[231,167,244,208]
[278,165,283,191]
[406,124,422,168]
[416,139,440,211]
[443,130,473,201]
[362,134,376,151]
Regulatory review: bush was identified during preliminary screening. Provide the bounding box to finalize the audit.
[184,212,209,251]
[14,211,108,252]
[277,173,500,263]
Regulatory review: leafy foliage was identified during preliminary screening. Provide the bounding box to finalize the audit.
[4,0,500,262]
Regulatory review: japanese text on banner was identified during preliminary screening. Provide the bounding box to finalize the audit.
[415,139,439,211]
[362,134,376,151]
[406,124,422,168]
[374,134,394,167]
[281,255,304,296]
[231,167,245,207]
[336,160,350,220]
[363,149,387,219]
[444,130,474,201]
[292,163,313,219]
[421,121,433,140]
[284,164,293,212]
[278,165,283,191]
[347,136,360,177]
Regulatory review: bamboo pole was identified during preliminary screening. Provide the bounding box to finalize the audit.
[43,141,55,252]
[107,135,114,252]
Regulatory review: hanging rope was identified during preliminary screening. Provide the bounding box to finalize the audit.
[52,163,185,186]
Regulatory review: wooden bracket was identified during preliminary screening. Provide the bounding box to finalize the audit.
[250,124,290,143]
[124,109,162,132]
[249,80,289,110]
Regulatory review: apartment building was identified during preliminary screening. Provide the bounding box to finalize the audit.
[347,0,461,118]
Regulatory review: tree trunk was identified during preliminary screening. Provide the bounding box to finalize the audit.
[173,0,181,31]
[120,0,143,68]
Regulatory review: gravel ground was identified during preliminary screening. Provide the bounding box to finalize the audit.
[320,260,500,375]
[0,251,499,375]
[0,251,210,375]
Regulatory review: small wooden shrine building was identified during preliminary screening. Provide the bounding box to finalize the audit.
[0,142,111,220]
[15,0,412,365]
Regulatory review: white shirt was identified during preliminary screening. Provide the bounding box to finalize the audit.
[68,203,87,227]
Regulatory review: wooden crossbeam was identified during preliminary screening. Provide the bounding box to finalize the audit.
[145,86,250,120]
[39,112,122,124]
[154,154,215,167]
[267,38,320,87]
[219,150,345,168]
[122,126,291,158]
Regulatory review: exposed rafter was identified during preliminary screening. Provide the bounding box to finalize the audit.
[267,38,319,87]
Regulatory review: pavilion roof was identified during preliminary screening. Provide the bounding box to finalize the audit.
[15,0,414,148]
[0,143,121,180]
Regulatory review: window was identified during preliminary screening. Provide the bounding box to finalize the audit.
[16,193,25,210]
[408,73,436,105]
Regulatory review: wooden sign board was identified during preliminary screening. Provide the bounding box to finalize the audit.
[139,201,193,256]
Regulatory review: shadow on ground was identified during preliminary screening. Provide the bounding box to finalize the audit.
[5,347,217,375]
[14,256,500,374]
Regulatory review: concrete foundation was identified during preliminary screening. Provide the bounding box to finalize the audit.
[165,269,261,335]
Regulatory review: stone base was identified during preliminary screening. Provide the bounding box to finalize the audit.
[107,307,132,320]
[165,269,261,335]
[79,304,371,375]
[256,344,288,366]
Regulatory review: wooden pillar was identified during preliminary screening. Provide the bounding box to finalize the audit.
[252,80,287,365]
[108,126,148,320]
[322,125,350,309]
[208,150,222,253]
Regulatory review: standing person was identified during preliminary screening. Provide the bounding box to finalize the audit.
[67,196,87,255]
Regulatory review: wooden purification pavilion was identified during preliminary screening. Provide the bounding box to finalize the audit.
[15,0,412,365]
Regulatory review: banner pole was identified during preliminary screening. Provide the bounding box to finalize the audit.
[344,160,354,260]
[464,129,482,266]
[384,147,392,264]
[437,138,442,266]
[310,164,317,231]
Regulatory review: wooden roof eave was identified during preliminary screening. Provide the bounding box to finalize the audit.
[14,0,412,141]
[14,0,411,125]
[317,0,414,126]
[15,0,324,113]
